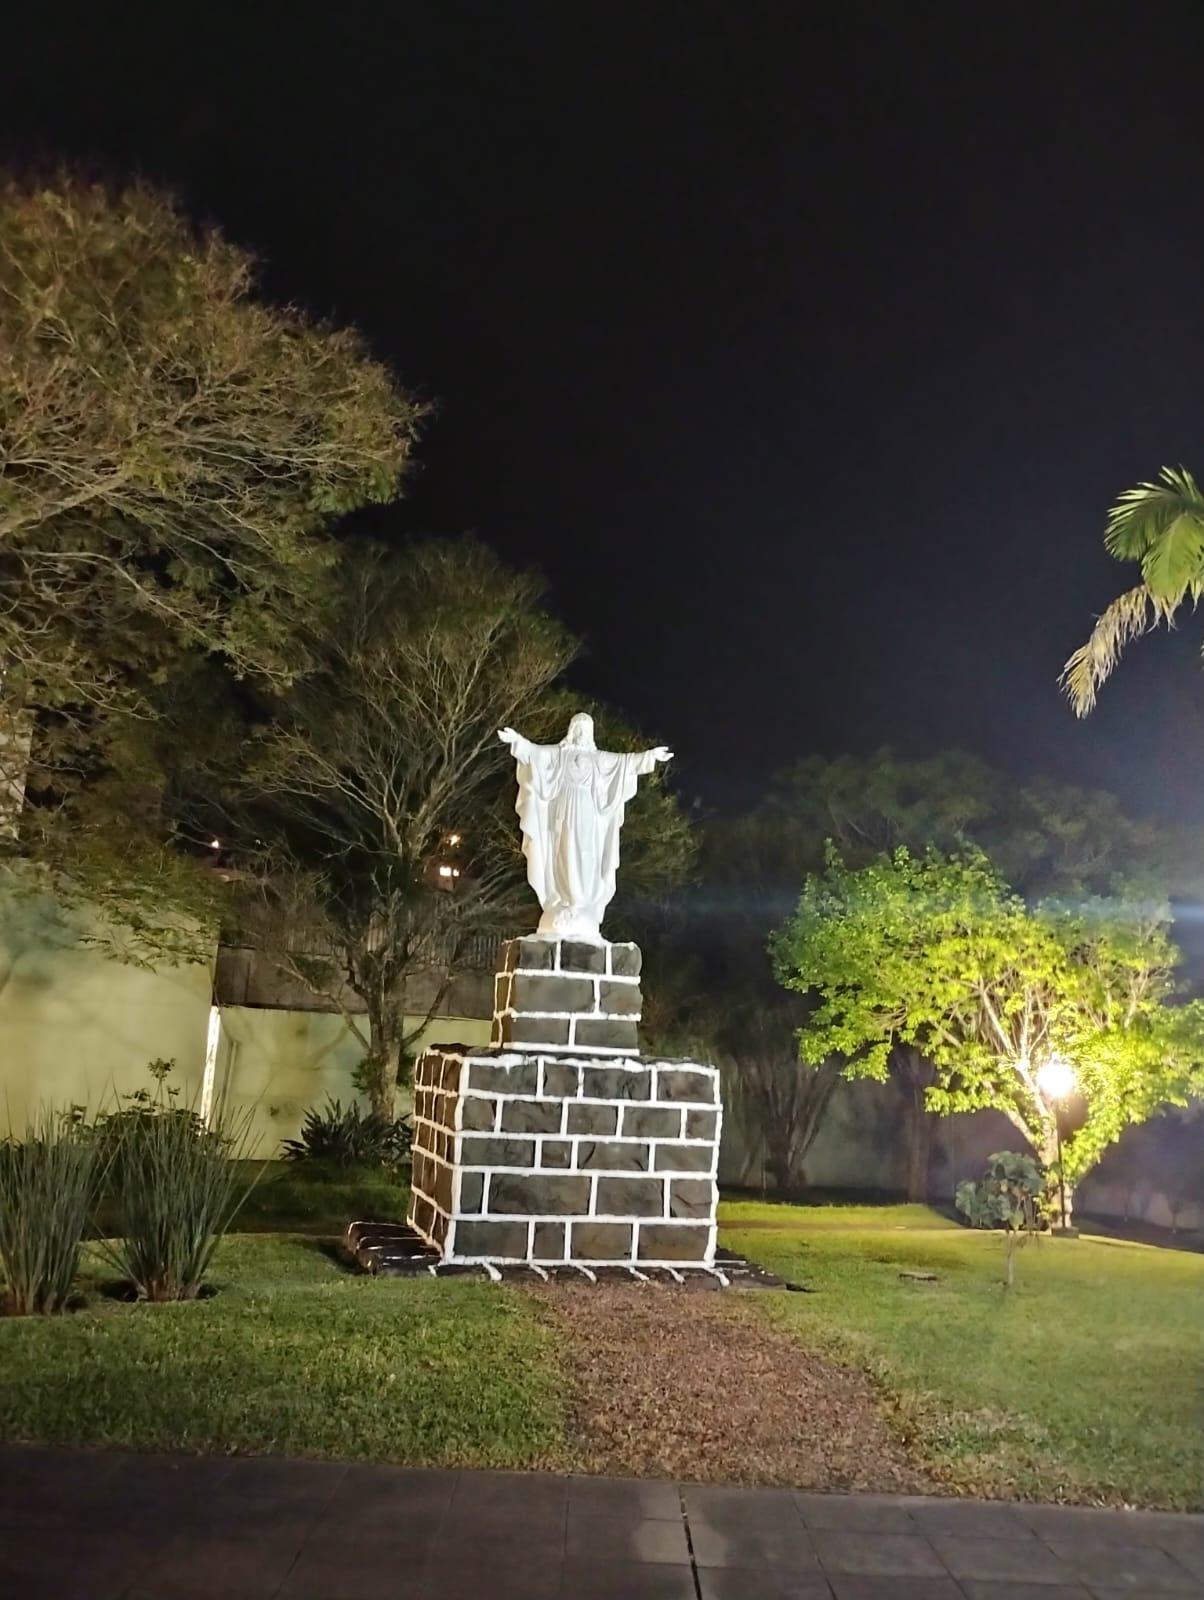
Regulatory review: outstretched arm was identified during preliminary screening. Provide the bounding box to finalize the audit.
[498,726,536,763]
[636,744,673,774]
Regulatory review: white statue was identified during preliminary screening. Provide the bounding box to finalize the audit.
[498,713,672,941]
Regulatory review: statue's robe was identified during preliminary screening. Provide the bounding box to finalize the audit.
[510,738,659,939]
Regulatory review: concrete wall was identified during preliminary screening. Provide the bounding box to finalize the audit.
[0,894,490,1153]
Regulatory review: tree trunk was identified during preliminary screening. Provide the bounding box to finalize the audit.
[362,1006,398,1120]
[906,1085,935,1203]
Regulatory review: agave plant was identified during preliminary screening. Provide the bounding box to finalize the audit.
[282,1097,412,1169]
[1063,466,1204,715]
[0,1111,104,1314]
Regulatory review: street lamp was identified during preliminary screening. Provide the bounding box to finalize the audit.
[1037,1054,1077,1235]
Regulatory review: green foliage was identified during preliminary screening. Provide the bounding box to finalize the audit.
[98,1072,261,1301]
[0,1110,104,1314]
[1064,465,1204,714]
[0,171,424,960]
[956,1151,1044,1231]
[775,847,1204,1193]
[281,1098,412,1171]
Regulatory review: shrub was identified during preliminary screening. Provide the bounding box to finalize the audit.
[956,1150,1045,1287]
[99,1069,260,1302]
[0,1111,104,1314]
[282,1098,412,1170]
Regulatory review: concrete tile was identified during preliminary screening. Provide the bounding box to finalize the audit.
[959,1585,1093,1600]
[813,1530,949,1577]
[700,1570,834,1599]
[559,1560,698,1598]
[330,1462,459,1516]
[794,1492,918,1534]
[140,1532,304,1595]
[1044,1538,1200,1591]
[277,1546,429,1600]
[565,1513,689,1564]
[567,1474,682,1519]
[691,1523,821,1571]
[684,1483,806,1529]
[423,1553,561,1599]
[934,1534,1078,1584]
[906,1499,1036,1539]
[1022,1503,1203,1546]
[829,1579,966,1600]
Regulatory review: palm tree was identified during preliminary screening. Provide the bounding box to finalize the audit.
[1063,466,1204,715]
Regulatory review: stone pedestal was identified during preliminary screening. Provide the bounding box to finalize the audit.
[408,937,723,1268]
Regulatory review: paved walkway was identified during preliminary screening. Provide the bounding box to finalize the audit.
[0,1446,1200,1598]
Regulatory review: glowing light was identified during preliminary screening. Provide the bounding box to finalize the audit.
[438,865,453,878]
[448,832,462,845]
[209,838,221,850]
[1037,1055,1076,1101]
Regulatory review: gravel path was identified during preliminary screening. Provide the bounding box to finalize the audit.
[528,1282,933,1491]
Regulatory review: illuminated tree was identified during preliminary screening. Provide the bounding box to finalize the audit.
[775,848,1204,1221]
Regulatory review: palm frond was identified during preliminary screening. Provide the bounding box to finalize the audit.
[1061,585,1178,717]
[1105,466,1204,563]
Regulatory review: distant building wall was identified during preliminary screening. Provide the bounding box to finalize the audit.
[0,897,491,1153]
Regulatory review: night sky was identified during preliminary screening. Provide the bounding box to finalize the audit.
[4,3,1203,816]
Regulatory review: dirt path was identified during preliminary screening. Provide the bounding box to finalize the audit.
[528,1282,932,1491]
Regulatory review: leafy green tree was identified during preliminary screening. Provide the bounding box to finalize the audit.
[1064,467,1204,715]
[0,172,423,958]
[775,848,1204,1221]
[219,540,693,1117]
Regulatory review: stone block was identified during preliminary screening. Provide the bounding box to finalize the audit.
[669,1178,714,1218]
[460,1096,497,1132]
[565,1102,619,1137]
[581,1065,650,1100]
[571,1221,633,1260]
[461,1135,535,1168]
[410,1193,436,1238]
[638,1223,710,1262]
[596,1177,666,1217]
[497,1014,571,1049]
[503,937,554,971]
[508,972,596,1013]
[455,1220,528,1258]
[431,1161,453,1214]
[655,1068,717,1104]
[532,1221,566,1261]
[468,1059,539,1096]
[653,1143,714,1173]
[574,1017,639,1052]
[599,980,642,1015]
[576,1139,650,1172]
[685,1107,719,1141]
[620,1105,682,1139]
[543,1060,581,1097]
[458,1171,485,1213]
[500,1099,563,1135]
[430,1210,450,1250]
[561,940,606,973]
[488,1174,591,1215]
[493,973,511,1014]
[609,943,642,977]
[539,1140,572,1169]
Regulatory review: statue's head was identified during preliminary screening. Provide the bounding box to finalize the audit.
[563,712,596,749]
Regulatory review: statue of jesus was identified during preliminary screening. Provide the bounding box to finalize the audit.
[498,713,672,941]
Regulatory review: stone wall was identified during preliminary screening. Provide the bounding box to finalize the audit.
[491,935,642,1054]
[409,1047,721,1265]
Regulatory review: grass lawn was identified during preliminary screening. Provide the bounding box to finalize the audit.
[0,1235,562,1469]
[720,1199,1204,1510]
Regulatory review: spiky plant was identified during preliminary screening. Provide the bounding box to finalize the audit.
[100,1090,260,1302]
[1063,466,1204,715]
[0,1111,103,1314]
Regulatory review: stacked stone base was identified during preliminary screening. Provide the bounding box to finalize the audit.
[408,1047,721,1266]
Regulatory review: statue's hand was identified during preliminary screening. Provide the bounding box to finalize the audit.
[651,745,673,764]
[498,726,519,747]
